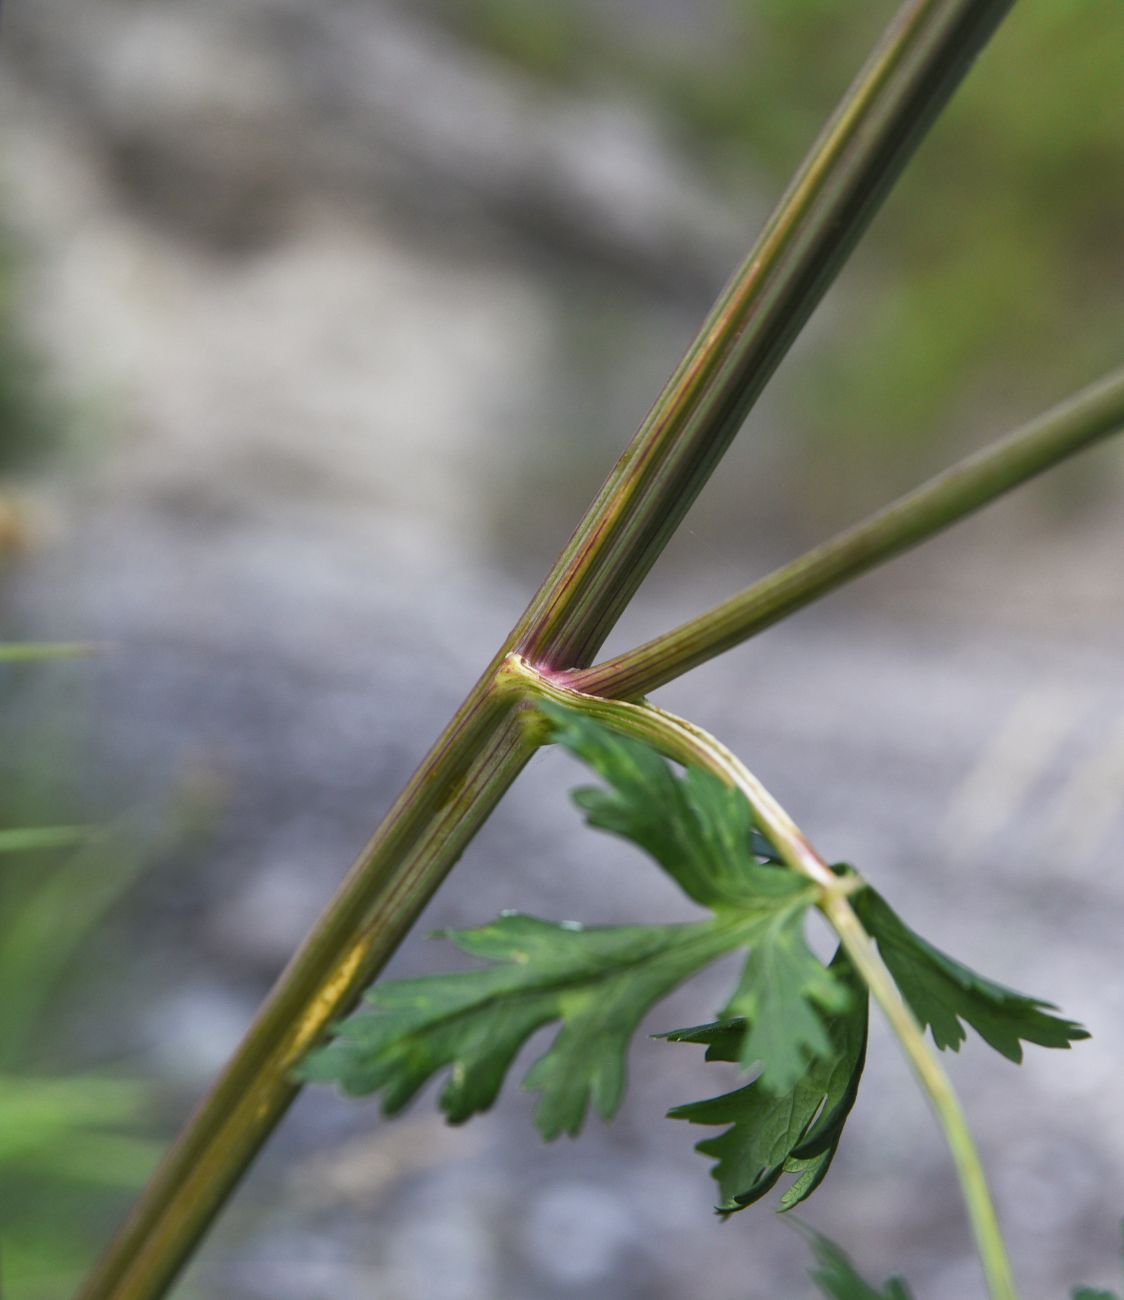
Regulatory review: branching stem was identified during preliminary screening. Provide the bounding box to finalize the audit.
[510,655,1018,1300]
[566,366,1124,700]
[504,655,838,891]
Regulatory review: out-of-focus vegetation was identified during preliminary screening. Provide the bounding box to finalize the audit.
[2,146,192,1291]
[430,0,1122,482]
[1,225,140,1294]
[1,226,61,564]
[0,1071,158,1297]
[0,235,55,473]
[0,680,160,1298]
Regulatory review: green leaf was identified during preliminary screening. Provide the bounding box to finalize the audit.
[721,907,853,1092]
[544,703,847,1091]
[852,886,1090,1061]
[304,707,851,1144]
[665,947,867,1213]
[542,701,807,912]
[298,912,751,1138]
[798,1225,915,1299]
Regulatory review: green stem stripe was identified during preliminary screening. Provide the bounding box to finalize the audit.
[567,367,1124,700]
[512,0,1012,672]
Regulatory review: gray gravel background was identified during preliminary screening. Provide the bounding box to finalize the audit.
[1,3,1122,1297]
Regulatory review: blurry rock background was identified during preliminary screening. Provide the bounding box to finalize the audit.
[0,1,1122,1297]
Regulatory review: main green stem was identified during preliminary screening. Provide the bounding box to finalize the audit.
[79,3,1015,1295]
[567,366,1124,700]
[512,657,1018,1300]
[513,0,1012,671]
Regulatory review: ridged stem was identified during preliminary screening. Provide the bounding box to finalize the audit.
[511,0,1013,671]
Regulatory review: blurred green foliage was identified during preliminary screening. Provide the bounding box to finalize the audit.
[784,0,1124,463]
[0,1074,160,1297]
[0,235,56,473]
[441,0,585,77]
[0,656,159,1298]
[433,0,1122,483]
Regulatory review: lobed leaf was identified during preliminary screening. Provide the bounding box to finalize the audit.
[304,709,851,1154]
[853,886,1090,1061]
[798,1225,915,1300]
[721,907,853,1092]
[544,704,849,1088]
[542,702,806,912]
[298,912,749,1138]
[665,947,867,1213]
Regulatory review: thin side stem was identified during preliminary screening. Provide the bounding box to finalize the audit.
[512,658,1016,1299]
[567,366,1124,700]
[825,895,1018,1300]
[505,654,836,890]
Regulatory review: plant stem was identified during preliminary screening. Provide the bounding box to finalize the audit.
[566,365,1124,700]
[506,654,838,891]
[513,659,1017,1300]
[77,683,535,1300]
[511,0,1013,672]
[824,895,1018,1300]
[79,3,1016,1294]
